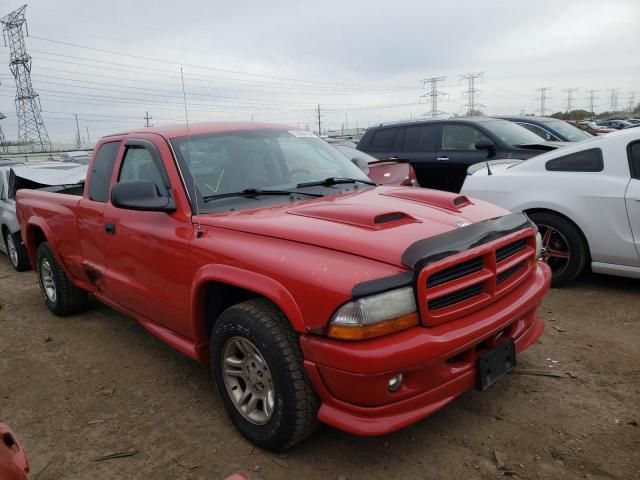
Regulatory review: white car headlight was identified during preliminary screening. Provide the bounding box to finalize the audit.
[327,287,418,340]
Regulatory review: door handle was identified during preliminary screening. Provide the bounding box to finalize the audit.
[104,223,116,235]
[436,156,449,161]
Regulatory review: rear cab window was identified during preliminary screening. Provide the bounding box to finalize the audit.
[545,148,604,172]
[88,141,120,202]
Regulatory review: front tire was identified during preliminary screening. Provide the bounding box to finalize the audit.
[36,242,88,315]
[3,230,29,272]
[529,212,587,287]
[210,299,319,451]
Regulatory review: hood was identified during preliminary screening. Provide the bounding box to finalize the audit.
[195,186,509,268]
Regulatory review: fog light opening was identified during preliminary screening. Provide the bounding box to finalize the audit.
[387,373,404,392]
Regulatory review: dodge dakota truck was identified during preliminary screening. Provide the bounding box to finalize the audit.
[16,123,551,450]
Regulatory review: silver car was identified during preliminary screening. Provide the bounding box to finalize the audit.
[1,161,88,271]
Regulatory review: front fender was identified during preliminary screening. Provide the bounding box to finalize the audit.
[191,263,305,345]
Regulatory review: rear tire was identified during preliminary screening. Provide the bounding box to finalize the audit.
[3,230,30,272]
[528,212,587,287]
[210,298,319,451]
[36,242,88,315]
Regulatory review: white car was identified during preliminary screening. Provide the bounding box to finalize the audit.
[461,128,640,285]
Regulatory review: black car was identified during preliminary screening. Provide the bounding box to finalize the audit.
[357,117,561,192]
[498,116,592,142]
[598,119,636,130]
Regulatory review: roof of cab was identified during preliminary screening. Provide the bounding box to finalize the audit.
[101,122,295,140]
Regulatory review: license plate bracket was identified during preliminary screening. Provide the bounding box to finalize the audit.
[475,337,516,391]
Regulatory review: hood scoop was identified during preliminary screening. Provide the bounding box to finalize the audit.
[287,203,420,230]
[382,188,472,212]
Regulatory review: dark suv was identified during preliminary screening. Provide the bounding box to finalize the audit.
[357,117,560,192]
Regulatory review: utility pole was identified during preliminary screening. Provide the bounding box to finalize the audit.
[563,88,578,113]
[627,92,636,113]
[74,114,81,149]
[460,72,484,116]
[86,126,90,145]
[609,89,620,112]
[316,104,322,136]
[587,90,598,115]
[420,76,447,117]
[535,87,552,116]
[144,111,153,127]
[0,112,7,154]
[1,5,51,153]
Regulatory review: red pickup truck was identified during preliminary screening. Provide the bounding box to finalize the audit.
[16,123,551,450]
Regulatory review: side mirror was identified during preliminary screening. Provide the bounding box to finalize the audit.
[111,180,176,212]
[475,139,497,159]
[351,157,370,175]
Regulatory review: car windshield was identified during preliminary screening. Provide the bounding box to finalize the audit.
[540,119,592,141]
[483,120,548,146]
[171,128,371,211]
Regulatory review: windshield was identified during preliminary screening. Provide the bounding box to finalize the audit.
[171,128,371,211]
[483,120,548,146]
[540,119,592,141]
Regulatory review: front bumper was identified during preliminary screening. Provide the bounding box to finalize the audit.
[300,262,551,436]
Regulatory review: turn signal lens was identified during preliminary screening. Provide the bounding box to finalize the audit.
[327,313,418,340]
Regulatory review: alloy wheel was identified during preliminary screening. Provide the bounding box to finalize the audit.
[40,258,57,303]
[538,224,571,277]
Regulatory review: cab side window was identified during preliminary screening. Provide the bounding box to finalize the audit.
[88,141,120,202]
[545,148,604,172]
[370,128,397,150]
[118,146,166,193]
[442,125,489,151]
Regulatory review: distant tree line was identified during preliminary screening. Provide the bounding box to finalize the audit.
[549,103,640,121]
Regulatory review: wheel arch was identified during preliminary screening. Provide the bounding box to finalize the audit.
[523,207,592,262]
[190,264,305,363]
[23,220,55,270]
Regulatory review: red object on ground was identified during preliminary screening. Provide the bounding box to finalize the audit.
[0,423,29,480]
[15,122,550,439]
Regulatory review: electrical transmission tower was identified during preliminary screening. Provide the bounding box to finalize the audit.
[420,77,447,117]
[460,72,484,116]
[563,88,578,112]
[535,87,552,116]
[586,90,598,115]
[628,92,636,113]
[1,5,50,153]
[609,89,620,112]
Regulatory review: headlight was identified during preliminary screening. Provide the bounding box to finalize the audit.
[535,231,543,259]
[327,287,418,340]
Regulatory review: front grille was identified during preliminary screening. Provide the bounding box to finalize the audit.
[497,262,524,284]
[426,257,483,287]
[496,239,527,262]
[428,283,484,310]
[420,231,536,326]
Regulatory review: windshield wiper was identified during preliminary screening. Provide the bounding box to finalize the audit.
[296,177,377,188]
[202,188,324,203]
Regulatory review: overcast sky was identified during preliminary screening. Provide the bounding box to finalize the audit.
[0,0,639,144]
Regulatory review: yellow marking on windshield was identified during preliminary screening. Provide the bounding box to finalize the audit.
[215,169,224,192]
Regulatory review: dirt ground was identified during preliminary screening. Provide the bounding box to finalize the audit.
[0,259,638,480]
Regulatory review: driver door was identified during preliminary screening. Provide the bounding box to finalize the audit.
[103,136,194,337]
[437,124,492,192]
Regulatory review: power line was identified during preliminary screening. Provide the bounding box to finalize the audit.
[27,35,418,91]
[1,5,50,152]
[586,90,598,114]
[535,87,552,116]
[562,87,578,112]
[460,72,484,116]
[420,77,447,117]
